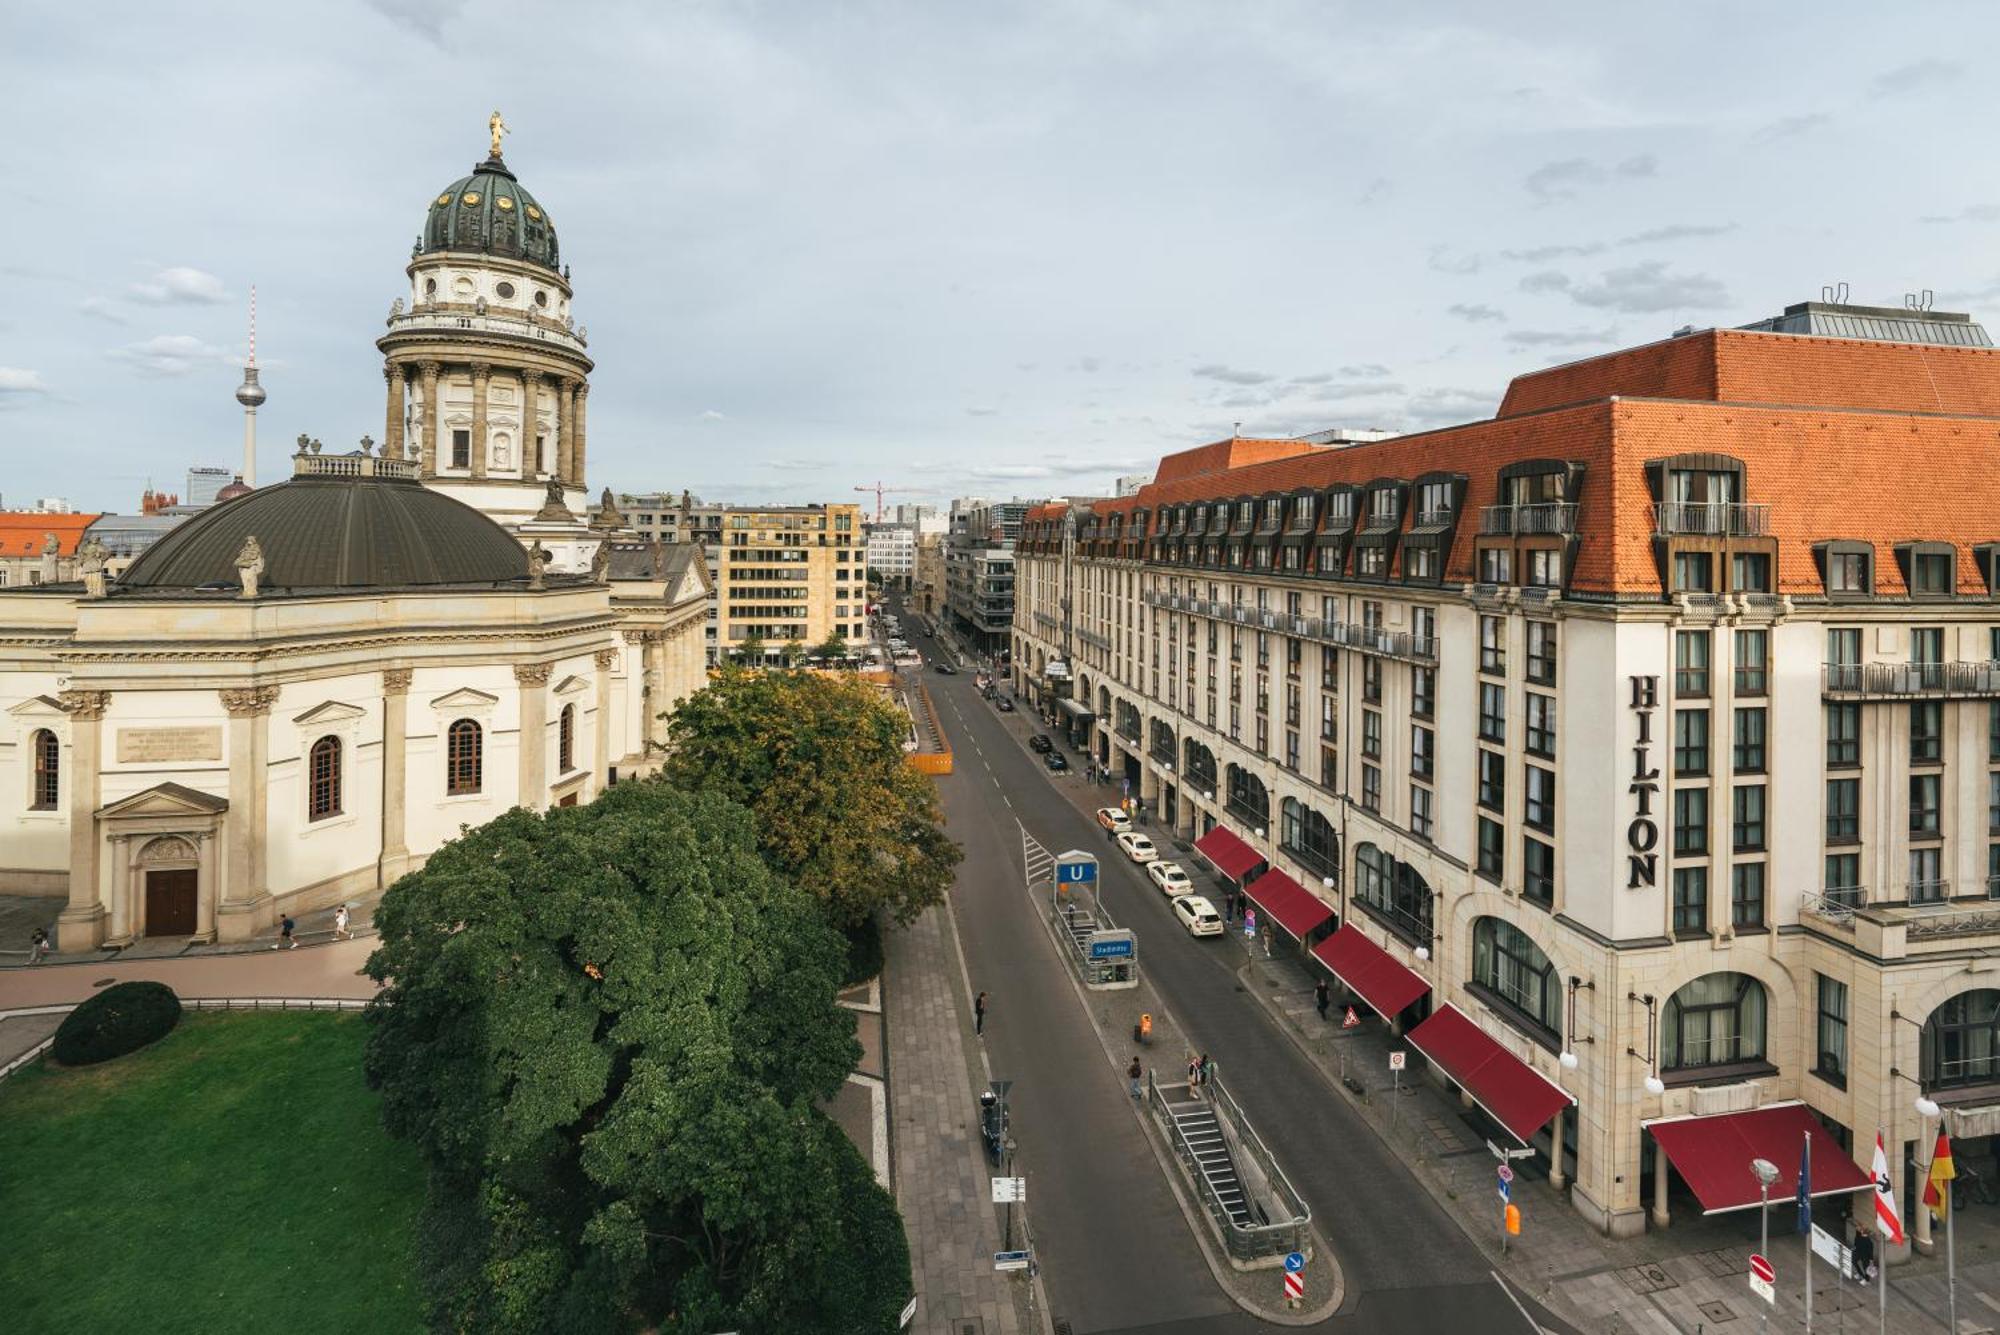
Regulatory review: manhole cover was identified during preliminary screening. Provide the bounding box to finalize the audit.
[1695,1247,1744,1279]
[1618,1263,1679,1295]
[1696,1299,1737,1322]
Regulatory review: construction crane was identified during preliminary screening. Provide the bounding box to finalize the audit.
[853,481,935,523]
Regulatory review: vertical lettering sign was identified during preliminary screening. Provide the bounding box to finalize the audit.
[1627,675,1661,889]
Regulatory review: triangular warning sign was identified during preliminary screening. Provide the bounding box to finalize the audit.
[1342,1006,1361,1029]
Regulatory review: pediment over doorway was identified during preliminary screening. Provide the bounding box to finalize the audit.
[293,699,366,727]
[97,782,230,820]
[428,687,500,712]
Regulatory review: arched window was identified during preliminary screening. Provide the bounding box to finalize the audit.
[1280,798,1339,882]
[558,703,575,774]
[446,718,483,795]
[1183,739,1217,791]
[307,736,342,821]
[1662,972,1767,1071]
[29,728,58,810]
[1225,765,1269,827]
[1472,918,1560,1037]
[1354,842,1432,944]
[1921,989,2000,1090]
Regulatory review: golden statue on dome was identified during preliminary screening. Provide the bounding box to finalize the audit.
[489,110,508,158]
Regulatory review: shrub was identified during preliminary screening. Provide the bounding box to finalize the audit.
[51,980,181,1066]
[841,916,885,986]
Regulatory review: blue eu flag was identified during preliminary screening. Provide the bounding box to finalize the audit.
[1796,1134,1812,1234]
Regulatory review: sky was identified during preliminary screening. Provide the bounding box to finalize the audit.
[4,0,2000,513]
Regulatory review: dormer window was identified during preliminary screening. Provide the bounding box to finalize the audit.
[1327,491,1354,523]
[1815,541,1875,599]
[1262,497,1283,529]
[1896,542,1957,598]
[1370,490,1399,523]
[1415,480,1453,525]
[1291,495,1316,530]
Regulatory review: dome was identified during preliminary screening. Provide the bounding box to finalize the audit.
[420,155,560,272]
[213,477,252,502]
[119,469,530,592]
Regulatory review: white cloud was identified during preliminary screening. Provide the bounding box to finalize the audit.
[1920,205,2000,226]
[1402,387,1497,428]
[108,334,236,377]
[964,406,1000,416]
[0,367,49,394]
[1523,154,1656,202]
[1505,327,1619,348]
[1447,303,1506,322]
[1871,58,1963,98]
[78,296,126,324]
[1426,245,1482,276]
[698,409,726,421]
[1499,242,1606,263]
[1559,262,1729,313]
[128,267,228,305]
[763,458,823,471]
[1750,113,1830,144]
[1312,381,1405,400]
[1620,223,1737,245]
[364,0,465,43]
[1192,363,1274,386]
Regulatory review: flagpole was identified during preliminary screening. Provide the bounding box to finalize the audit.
[1947,1168,1957,1335]
[1804,1130,1814,1332]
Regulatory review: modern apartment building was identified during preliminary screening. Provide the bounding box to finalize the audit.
[705,502,868,660]
[1013,300,2000,1249]
[947,497,1037,652]
[865,522,917,587]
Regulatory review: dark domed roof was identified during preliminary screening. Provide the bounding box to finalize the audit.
[119,471,529,591]
[213,477,252,502]
[421,155,560,272]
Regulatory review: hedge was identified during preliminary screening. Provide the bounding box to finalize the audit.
[51,980,182,1066]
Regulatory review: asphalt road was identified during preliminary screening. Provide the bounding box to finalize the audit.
[896,605,1546,1335]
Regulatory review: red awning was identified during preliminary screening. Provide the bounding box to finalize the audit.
[1243,868,1334,941]
[1310,924,1430,1018]
[1645,1102,1875,1215]
[1194,826,1264,882]
[1405,1004,1576,1146]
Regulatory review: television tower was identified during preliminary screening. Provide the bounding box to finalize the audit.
[233,285,266,487]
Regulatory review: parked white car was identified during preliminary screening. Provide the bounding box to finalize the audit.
[1094,806,1132,834]
[1146,861,1193,897]
[1114,831,1159,864]
[1173,895,1224,937]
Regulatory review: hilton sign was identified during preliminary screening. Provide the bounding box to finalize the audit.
[1626,674,1661,889]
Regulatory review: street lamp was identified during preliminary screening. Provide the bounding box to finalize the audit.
[1752,1157,1781,1334]
[1628,991,1666,1095]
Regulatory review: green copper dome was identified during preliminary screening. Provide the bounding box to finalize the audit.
[420,155,560,273]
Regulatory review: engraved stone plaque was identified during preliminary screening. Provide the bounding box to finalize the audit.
[117,726,222,763]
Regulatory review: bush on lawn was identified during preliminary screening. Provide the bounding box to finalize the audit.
[51,980,182,1066]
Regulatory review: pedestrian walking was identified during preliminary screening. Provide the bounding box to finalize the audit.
[1261,925,1273,959]
[29,926,49,964]
[974,990,988,1037]
[1186,1055,1201,1099]
[1199,1053,1214,1087]
[1315,978,1331,1022]
[333,904,352,941]
[274,913,297,949]
[1850,1219,1876,1284]
[1128,1056,1143,1099]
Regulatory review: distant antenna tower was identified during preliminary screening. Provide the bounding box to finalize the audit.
[233,285,267,487]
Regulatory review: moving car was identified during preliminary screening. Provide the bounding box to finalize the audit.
[1027,734,1054,753]
[1146,861,1193,897]
[995,697,1015,713]
[933,662,957,674]
[1114,831,1159,864]
[1043,750,1069,772]
[1094,807,1132,834]
[1173,895,1225,938]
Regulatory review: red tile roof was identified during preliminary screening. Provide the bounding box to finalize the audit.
[1154,437,1321,484]
[0,513,104,559]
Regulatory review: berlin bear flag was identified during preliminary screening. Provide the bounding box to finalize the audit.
[1872,1129,1906,1245]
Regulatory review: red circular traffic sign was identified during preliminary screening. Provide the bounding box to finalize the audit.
[1748,1254,1775,1283]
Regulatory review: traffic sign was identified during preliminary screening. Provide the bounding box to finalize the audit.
[1388,1051,1406,1072]
[994,1250,1031,1272]
[1498,1178,1511,1203]
[1283,1270,1305,1300]
[1748,1253,1774,1284]
[1497,1163,1515,1184]
[1283,1251,1305,1273]
[1055,851,1099,887]
[991,1176,1026,1203]
[1749,1274,1775,1305]
[1342,1007,1361,1029]
[1486,1139,1536,1161]
[1087,930,1135,960]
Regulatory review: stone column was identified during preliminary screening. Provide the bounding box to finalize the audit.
[1650,1134,1671,1229]
[557,378,578,484]
[515,663,551,808]
[383,361,405,459]
[1549,1109,1568,1192]
[571,381,590,487]
[522,371,545,474]
[594,648,616,793]
[217,686,278,943]
[469,361,490,479]
[379,669,412,886]
[419,361,441,475]
[55,689,110,951]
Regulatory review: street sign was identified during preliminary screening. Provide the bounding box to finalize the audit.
[899,1294,918,1328]
[1283,1251,1305,1273]
[1388,1051,1406,1072]
[1486,1139,1537,1161]
[994,1250,1031,1272]
[1749,1274,1775,1305]
[1342,1007,1361,1029]
[1498,1177,1511,1203]
[1283,1271,1305,1300]
[991,1177,1026,1203]
[989,1079,1013,1101]
[1087,930,1135,960]
[1497,1163,1515,1184]
[1810,1222,1851,1275]
[1055,852,1099,887]
[1748,1253,1774,1284]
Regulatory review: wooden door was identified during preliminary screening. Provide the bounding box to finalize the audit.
[145,868,197,937]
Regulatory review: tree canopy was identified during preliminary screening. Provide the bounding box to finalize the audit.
[363,782,910,1333]
[811,632,848,663]
[665,667,959,928]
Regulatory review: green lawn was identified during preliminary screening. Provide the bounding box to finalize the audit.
[0,1010,425,1335]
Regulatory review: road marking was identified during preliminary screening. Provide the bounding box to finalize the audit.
[1488,1270,1544,1334]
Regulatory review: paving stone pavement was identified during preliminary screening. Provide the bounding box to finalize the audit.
[885,903,1038,1335]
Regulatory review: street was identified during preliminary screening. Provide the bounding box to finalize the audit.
[899,604,1547,1335]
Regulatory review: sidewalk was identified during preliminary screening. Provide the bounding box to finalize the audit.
[0,892,379,967]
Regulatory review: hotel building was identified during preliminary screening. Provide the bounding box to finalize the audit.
[1013,300,2000,1247]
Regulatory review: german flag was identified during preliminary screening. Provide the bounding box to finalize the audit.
[1923,1129,1956,1220]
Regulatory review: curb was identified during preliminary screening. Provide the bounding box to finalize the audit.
[0,995,369,1086]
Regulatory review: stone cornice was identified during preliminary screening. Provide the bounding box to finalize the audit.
[218,685,280,717]
[512,662,553,686]
[381,668,414,695]
[58,688,111,720]
[593,648,617,669]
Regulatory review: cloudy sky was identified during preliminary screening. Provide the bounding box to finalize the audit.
[4,1,1998,512]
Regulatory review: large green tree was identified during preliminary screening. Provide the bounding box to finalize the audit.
[665,667,959,928]
[363,782,910,1333]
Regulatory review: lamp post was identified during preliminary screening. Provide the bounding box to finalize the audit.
[1752,1156,1781,1334]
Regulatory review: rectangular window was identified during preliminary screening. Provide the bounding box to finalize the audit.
[1672,866,1708,934]
[1674,709,1709,776]
[1525,764,1556,833]
[1734,629,1768,695]
[1480,615,1506,674]
[1911,846,1945,902]
[1410,785,1434,840]
[1733,708,1766,774]
[1405,545,1441,580]
[1827,627,1862,667]
[1814,974,1848,1086]
[1911,702,1943,764]
[1675,630,1710,697]
[1732,785,1766,852]
[1411,724,1434,779]
[451,429,471,469]
[1826,778,1860,842]
[1672,551,1713,593]
[1525,692,1555,757]
[1411,666,1435,720]
[1479,547,1514,583]
[1732,863,1766,928]
[1356,545,1387,577]
[1674,787,1709,854]
[1479,682,1507,742]
[1477,817,1505,881]
[1525,549,1562,588]
[1826,702,1861,768]
[1828,550,1869,594]
[1478,749,1506,812]
[1913,627,1944,665]
[1526,621,1557,685]
[1362,709,1381,760]
[1990,703,2000,763]
[1321,646,1337,691]
[1362,658,1382,705]
[1826,853,1861,905]
[1913,552,1954,595]
[1285,729,1300,771]
[1910,773,1941,836]
[1732,552,1772,593]
[1523,837,1554,907]
[1361,764,1381,812]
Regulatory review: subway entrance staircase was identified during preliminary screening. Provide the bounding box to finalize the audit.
[1166,1097,1253,1228]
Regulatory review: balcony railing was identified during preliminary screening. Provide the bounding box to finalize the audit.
[1479,502,1579,536]
[1330,623,1438,663]
[1413,507,1455,529]
[385,309,587,352]
[1824,661,2000,699]
[1800,888,1864,928]
[1905,898,2000,940]
[1654,501,1769,537]
[1907,878,1953,906]
[1077,628,1112,652]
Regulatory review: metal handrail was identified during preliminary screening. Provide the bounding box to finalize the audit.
[1824,661,2000,698]
[1147,1068,1311,1262]
[1800,889,1863,927]
[1654,501,1769,537]
[385,309,587,351]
